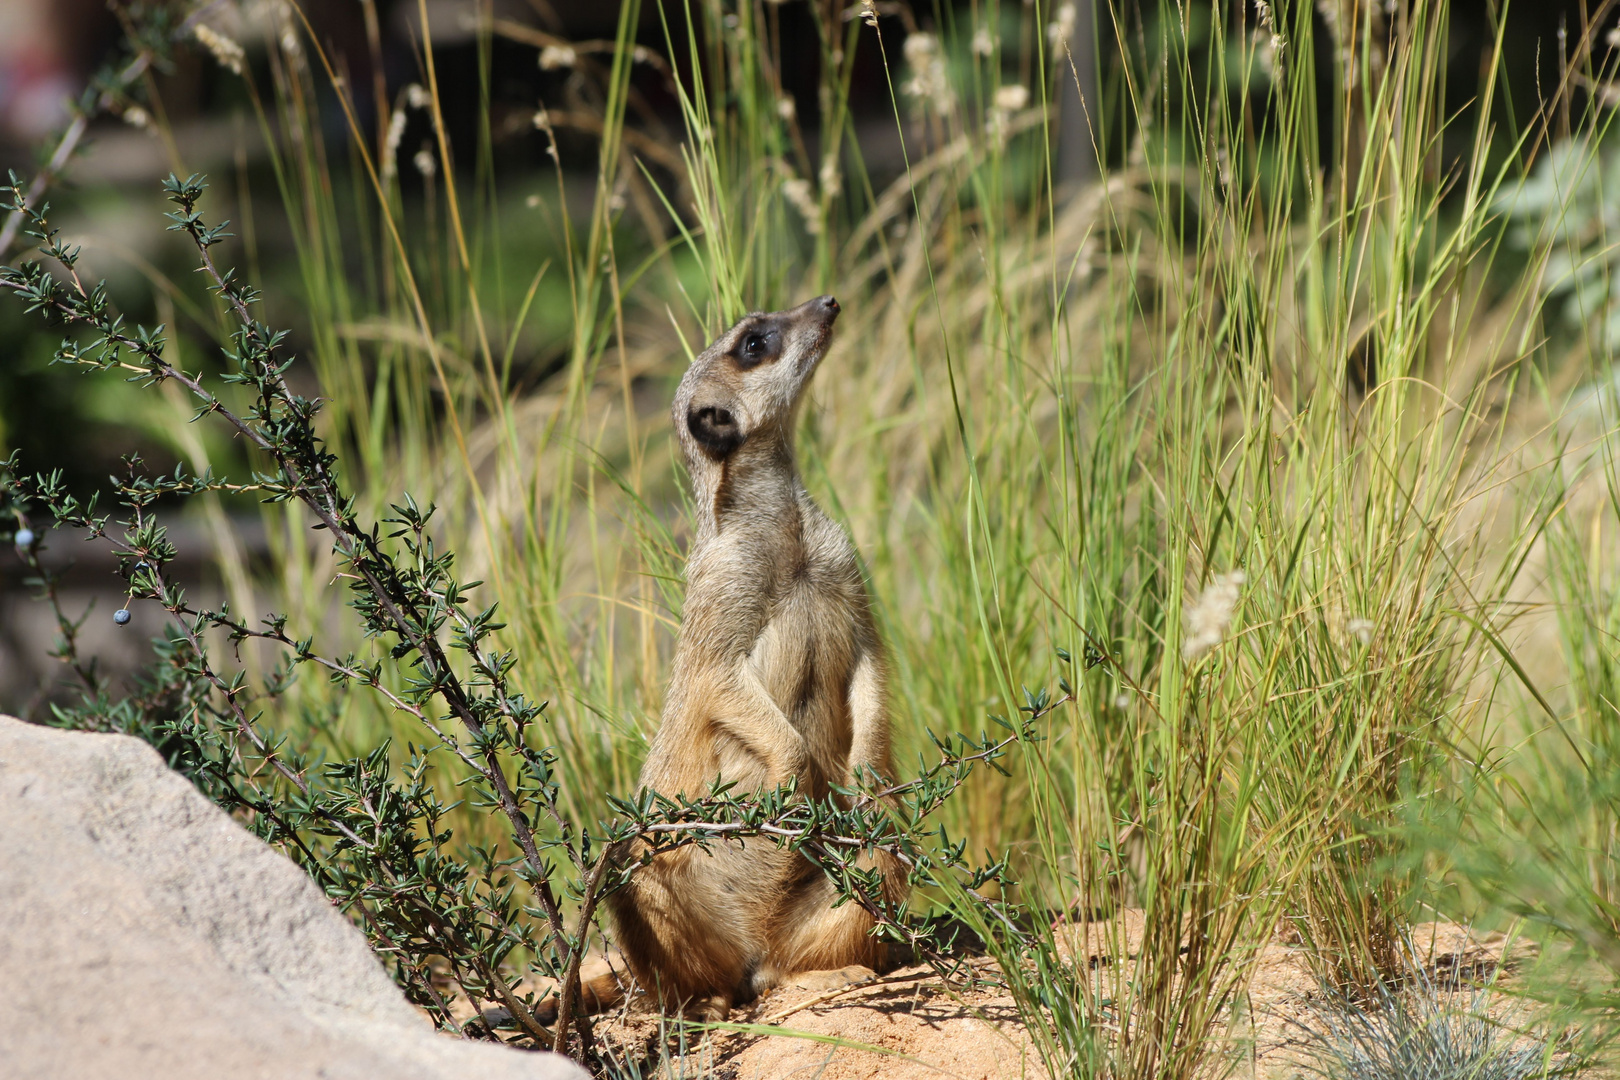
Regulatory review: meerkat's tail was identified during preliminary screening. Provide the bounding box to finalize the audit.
[533,958,630,1025]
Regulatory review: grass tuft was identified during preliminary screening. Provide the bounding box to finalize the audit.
[1290,974,1573,1080]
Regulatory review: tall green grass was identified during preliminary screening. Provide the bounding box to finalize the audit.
[107,0,1620,1074]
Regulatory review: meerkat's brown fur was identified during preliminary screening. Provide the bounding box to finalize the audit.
[561,296,906,1021]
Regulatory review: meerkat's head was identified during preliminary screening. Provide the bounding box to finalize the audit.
[672,295,841,470]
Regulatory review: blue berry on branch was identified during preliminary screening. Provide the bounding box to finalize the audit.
[113,608,132,626]
[13,527,33,548]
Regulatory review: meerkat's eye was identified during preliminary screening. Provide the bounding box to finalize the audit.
[736,329,773,368]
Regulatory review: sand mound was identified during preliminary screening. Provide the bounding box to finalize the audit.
[575,916,1527,1080]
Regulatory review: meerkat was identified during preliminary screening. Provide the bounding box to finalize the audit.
[555,295,906,1022]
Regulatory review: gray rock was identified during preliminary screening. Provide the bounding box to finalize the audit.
[0,715,587,1080]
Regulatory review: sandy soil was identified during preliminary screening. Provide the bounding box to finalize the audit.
[586,958,1033,1080]
[431,917,1531,1077]
[554,917,1531,1080]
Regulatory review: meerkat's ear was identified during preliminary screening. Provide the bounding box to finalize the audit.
[687,398,745,460]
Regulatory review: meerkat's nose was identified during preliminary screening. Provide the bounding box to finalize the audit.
[817,295,840,316]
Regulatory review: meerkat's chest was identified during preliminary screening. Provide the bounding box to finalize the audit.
[745,547,866,724]
[749,572,857,673]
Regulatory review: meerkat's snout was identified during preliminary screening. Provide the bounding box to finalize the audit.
[786,294,839,375]
[767,294,840,376]
[796,294,839,367]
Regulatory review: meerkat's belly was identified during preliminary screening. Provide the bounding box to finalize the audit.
[746,580,859,791]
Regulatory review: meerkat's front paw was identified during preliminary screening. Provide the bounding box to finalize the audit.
[784,964,877,992]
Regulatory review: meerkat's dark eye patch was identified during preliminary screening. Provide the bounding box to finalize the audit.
[687,403,745,459]
[733,323,780,369]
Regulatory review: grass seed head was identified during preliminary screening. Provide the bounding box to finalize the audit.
[539,45,576,70]
[1048,3,1078,49]
[903,33,955,116]
[194,24,245,77]
[1184,571,1246,661]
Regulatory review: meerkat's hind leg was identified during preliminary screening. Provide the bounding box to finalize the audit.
[782,964,879,993]
[609,845,766,1016]
[689,992,734,1023]
[757,860,901,993]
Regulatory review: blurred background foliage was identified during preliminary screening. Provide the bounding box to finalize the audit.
[0,0,1595,507]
